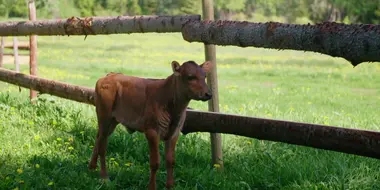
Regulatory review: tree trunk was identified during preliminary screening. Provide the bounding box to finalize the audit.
[0,15,201,36]
[0,68,95,105]
[182,20,380,67]
[219,10,233,20]
[182,110,380,160]
[0,68,380,160]
[327,6,341,22]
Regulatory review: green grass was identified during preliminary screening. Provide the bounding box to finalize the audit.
[0,33,379,190]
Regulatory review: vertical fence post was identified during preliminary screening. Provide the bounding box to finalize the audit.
[13,37,19,72]
[0,37,4,67]
[202,0,224,169]
[28,0,38,102]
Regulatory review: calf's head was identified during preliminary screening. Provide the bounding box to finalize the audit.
[171,60,214,101]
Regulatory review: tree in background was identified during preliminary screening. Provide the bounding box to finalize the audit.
[179,0,201,14]
[215,0,246,20]
[2,0,28,18]
[244,0,309,23]
[127,0,141,15]
[306,0,380,24]
[276,0,309,23]
[348,0,380,24]
[139,0,157,15]
[75,0,95,16]
[107,0,128,14]
[0,0,378,25]
[0,0,12,18]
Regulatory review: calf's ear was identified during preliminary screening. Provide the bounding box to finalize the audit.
[171,61,181,76]
[200,61,213,73]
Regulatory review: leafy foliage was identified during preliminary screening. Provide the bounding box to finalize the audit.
[74,0,96,16]
[7,0,28,17]
[178,0,200,14]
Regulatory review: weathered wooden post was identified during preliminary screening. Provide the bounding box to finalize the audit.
[202,0,224,169]
[28,0,38,102]
[0,37,4,67]
[13,37,19,72]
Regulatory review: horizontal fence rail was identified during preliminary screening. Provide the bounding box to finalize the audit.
[0,15,200,36]
[182,20,380,67]
[1,15,379,67]
[0,68,95,104]
[183,110,380,159]
[0,68,379,159]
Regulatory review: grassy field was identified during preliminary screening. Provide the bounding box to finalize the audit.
[0,33,379,190]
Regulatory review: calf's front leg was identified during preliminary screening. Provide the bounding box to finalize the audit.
[165,135,179,189]
[145,129,160,190]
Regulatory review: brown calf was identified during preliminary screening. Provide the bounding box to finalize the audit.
[88,60,214,189]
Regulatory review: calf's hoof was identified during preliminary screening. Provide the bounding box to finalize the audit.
[100,172,109,179]
[100,177,111,183]
[88,162,97,170]
[148,183,156,190]
[166,181,174,189]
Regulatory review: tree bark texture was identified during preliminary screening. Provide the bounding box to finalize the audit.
[0,68,380,159]
[182,20,380,66]
[0,15,201,36]
[182,110,380,159]
[0,68,95,105]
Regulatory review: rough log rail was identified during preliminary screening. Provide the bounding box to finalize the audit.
[1,16,379,67]
[0,68,94,105]
[0,68,379,159]
[182,20,380,67]
[0,15,200,36]
[183,110,380,159]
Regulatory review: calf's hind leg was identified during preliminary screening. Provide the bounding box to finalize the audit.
[88,97,118,178]
[88,116,118,178]
[89,82,119,178]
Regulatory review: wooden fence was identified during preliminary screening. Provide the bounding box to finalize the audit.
[0,37,30,71]
[1,67,380,159]
[0,0,379,170]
